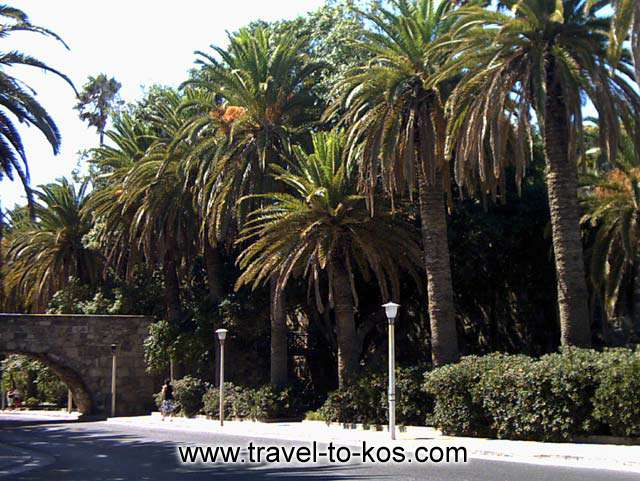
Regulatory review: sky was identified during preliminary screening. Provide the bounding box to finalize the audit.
[0,0,326,208]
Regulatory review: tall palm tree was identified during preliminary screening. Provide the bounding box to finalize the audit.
[236,130,423,387]
[184,27,325,386]
[609,0,640,82]
[166,88,229,306]
[87,91,198,326]
[85,111,153,274]
[329,0,460,365]
[3,178,99,311]
[0,4,74,206]
[442,0,640,347]
[581,129,640,334]
[123,90,199,324]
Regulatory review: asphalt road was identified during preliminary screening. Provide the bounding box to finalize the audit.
[0,414,637,481]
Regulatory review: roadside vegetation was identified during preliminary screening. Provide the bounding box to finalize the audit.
[1,0,640,441]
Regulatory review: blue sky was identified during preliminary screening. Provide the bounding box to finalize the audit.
[1,0,325,208]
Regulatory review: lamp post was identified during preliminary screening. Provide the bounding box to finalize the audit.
[382,302,400,440]
[0,361,5,411]
[215,329,228,427]
[110,343,117,417]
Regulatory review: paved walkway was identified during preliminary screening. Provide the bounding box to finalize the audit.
[0,409,79,420]
[106,414,640,474]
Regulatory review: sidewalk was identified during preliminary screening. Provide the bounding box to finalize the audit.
[0,409,79,420]
[106,414,640,473]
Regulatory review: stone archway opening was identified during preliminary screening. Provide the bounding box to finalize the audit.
[1,351,93,414]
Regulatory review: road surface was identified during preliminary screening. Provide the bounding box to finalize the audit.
[0,413,637,480]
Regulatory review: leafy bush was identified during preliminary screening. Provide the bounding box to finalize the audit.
[173,376,205,417]
[392,365,433,426]
[424,354,513,437]
[304,410,324,421]
[474,350,601,441]
[25,397,40,408]
[424,349,640,441]
[202,383,308,420]
[318,366,431,425]
[251,385,307,420]
[202,382,252,419]
[593,350,640,437]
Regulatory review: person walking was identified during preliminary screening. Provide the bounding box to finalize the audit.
[160,379,175,421]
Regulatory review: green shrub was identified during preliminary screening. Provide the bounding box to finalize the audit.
[246,384,308,420]
[393,366,433,426]
[202,382,256,419]
[304,410,324,421]
[317,373,386,424]
[474,349,602,441]
[424,349,640,441]
[202,382,235,419]
[201,383,308,420]
[173,376,205,417]
[25,397,39,408]
[318,366,431,425]
[424,354,514,437]
[317,389,358,423]
[593,350,640,437]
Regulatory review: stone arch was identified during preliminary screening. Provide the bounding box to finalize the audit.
[3,350,93,414]
[0,314,154,416]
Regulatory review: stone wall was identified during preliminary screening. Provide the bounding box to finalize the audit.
[0,314,154,416]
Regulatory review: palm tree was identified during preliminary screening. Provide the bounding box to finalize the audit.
[609,0,639,82]
[85,111,153,274]
[236,130,423,387]
[165,88,229,306]
[184,27,325,386]
[87,91,198,326]
[123,90,199,324]
[0,4,74,206]
[329,0,459,365]
[581,129,640,335]
[442,0,640,347]
[3,178,99,311]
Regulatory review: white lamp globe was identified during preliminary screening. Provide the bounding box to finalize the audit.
[215,328,228,341]
[382,302,400,320]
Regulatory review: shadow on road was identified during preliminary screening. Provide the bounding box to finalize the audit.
[0,420,384,481]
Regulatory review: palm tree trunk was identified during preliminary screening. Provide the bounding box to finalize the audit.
[633,3,639,83]
[633,257,640,338]
[270,277,288,387]
[0,204,4,310]
[204,240,224,305]
[417,170,459,366]
[543,58,591,347]
[332,261,359,388]
[163,251,182,323]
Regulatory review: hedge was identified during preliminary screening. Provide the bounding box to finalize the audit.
[424,348,640,441]
[173,376,205,417]
[317,366,431,426]
[202,383,310,420]
[593,350,640,437]
[422,354,514,437]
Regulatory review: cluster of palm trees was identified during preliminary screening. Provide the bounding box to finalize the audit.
[2,0,640,388]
